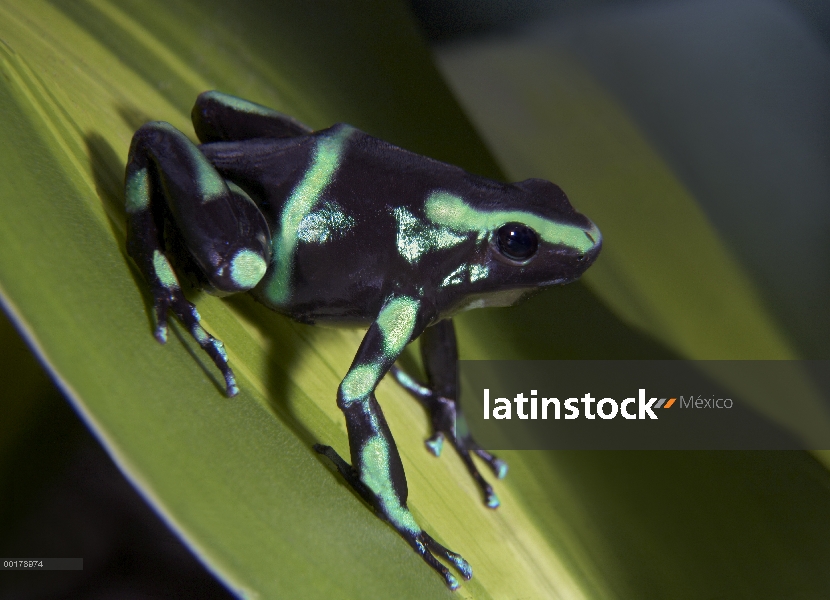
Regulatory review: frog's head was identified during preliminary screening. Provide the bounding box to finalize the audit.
[426,178,601,310]
[487,178,601,287]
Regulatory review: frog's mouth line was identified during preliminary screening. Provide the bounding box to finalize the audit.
[542,277,580,286]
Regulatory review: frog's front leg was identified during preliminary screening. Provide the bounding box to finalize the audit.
[125,122,270,396]
[391,319,507,509]
[314,296,472,590]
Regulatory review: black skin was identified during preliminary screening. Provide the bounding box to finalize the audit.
[124,91,601,589]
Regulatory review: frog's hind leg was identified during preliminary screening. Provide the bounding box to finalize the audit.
[125,121,271,396]
[314,296,472,590]
[391,319,507,509]
[191,91,312,143]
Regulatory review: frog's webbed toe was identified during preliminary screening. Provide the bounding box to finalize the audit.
[390,365,506,509]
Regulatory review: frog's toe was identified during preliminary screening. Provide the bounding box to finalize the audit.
[390,365,507,507]
[389,365,432,400]
[151,292,173,344]
[449,439,505,509]
[153,325,168,345]
[153,287,239,396]
[314,443,377,506]
[412,530,472,589]
[485,489,500,509]
[492,457,508,479]
[153,314,169,345]
[424,432,444,457]
[472,445,508,479]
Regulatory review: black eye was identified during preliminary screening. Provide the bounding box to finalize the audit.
[497,223,538,261]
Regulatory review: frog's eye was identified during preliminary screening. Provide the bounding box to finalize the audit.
[496,223,538,261]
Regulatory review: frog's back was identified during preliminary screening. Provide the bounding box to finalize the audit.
[202,125,482,324]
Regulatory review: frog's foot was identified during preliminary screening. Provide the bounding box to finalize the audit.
[152,283,238,397]
[390,366,506,509]
[314,443,472,590]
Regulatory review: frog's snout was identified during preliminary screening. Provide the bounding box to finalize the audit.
[572,221,602,273]
[580,222,602,263]
[541,219,601,286]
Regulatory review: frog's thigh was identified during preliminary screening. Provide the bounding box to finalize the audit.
[125,121,255,395]
[191,91,312,143]
[126,121,269,294]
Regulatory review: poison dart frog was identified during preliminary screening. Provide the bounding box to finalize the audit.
[125,91,602,590]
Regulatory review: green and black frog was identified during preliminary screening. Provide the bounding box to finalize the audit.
[125,91,601,590]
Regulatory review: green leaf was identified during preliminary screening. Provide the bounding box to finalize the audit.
[0,1,614,597]
[6,2,830,598]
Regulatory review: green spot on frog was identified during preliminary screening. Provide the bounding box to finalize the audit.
[440,265,466,288]
[469,264,488,282]
[393,207,467,263]
[360,436,420,535]
[230,249,267,289]
[152,250,179,289]
[377,297,419,356]
[340,362,380,404]
[125,167,150,213]
[193,158,227,202]
[297,201,355,243]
